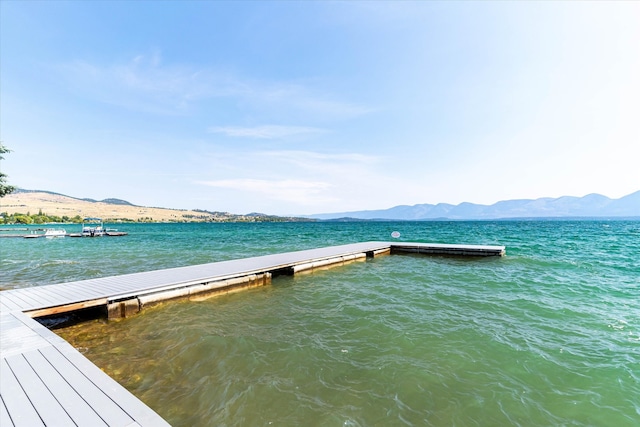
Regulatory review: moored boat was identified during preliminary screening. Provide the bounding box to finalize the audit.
[105,228,128,236]
[81,218,105,237]
[23,228,67,238]
[44,228,67,238]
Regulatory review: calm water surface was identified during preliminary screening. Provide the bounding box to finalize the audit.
[2,221,639,426]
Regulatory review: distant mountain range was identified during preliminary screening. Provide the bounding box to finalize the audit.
[9,188,640,221]
[309,191,640,220]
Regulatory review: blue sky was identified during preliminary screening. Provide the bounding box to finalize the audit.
[1,1,638,215]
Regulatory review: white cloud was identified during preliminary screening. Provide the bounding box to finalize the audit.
[208,125,327,139]
[191,149,386,212]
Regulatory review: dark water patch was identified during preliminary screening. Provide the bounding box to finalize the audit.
[36,305,107,329]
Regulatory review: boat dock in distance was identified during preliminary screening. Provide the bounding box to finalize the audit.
[0,218,128,238]
[0,241,505,427]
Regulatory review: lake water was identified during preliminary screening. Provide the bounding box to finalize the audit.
[2,221,639,426]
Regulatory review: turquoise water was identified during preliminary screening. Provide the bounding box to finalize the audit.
[2,221,639,426]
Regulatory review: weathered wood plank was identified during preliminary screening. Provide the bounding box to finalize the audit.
[25,298,107,318]
[1,290,83,313]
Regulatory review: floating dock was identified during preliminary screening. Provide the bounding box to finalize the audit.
[0,241,504,426]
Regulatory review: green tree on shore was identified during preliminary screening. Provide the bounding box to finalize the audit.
[0,142,16,197]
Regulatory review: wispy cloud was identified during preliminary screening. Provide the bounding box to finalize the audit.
[198,149,380,178]
[55,51,373,119]
[197,178,336,205]
[193,149,383,211]
[208,125,327,139]
[257,150,380,172]
[56,52,243,114]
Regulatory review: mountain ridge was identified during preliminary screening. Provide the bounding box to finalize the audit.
[308,191,640,220]
[4,189,639,221]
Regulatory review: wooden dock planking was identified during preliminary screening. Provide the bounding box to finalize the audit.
[21,350,110,427]
[1,242,393,315]
[5,354,77,426]
[25,284,86,302]
[1,291,42,311]
[1,313,52,359]
[25,299,108,319]
[1,358,46,427]
[1,298,23,313]
[5,288,57,307]
[2,287,107,317]
[1,311,170,427]
[1,241,505,426]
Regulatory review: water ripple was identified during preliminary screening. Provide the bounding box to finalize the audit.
[12,220,639,426]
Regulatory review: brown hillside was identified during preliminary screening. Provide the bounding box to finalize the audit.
[0,192,218,222]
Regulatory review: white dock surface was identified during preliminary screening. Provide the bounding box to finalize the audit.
[1,310,170,426]
[0,241,504,426]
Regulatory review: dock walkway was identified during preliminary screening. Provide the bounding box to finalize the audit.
[1,241,504,426]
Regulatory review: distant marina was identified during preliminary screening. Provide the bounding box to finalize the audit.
[0,218,128,238]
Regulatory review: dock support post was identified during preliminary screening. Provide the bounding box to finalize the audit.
[107,298,141,320]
